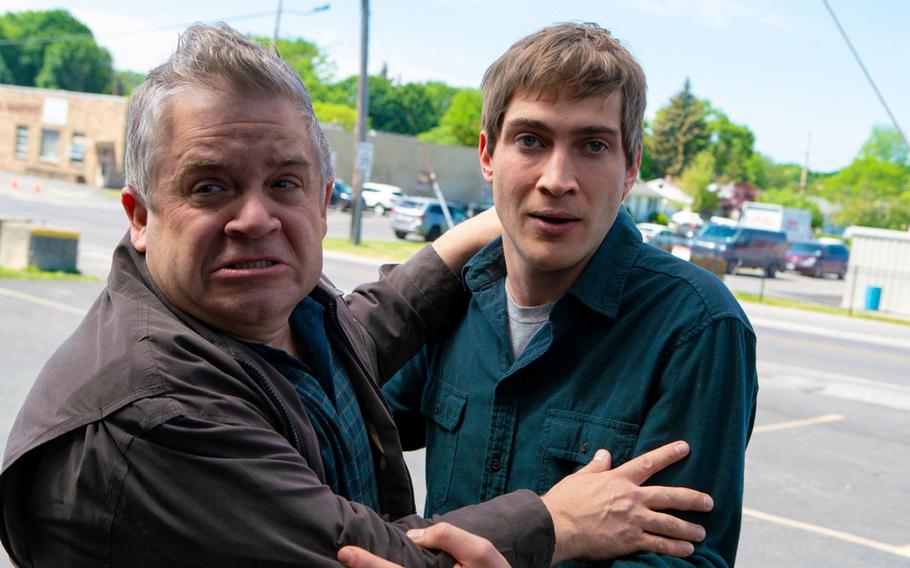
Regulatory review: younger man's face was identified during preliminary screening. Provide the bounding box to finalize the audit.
[480,91,640,284]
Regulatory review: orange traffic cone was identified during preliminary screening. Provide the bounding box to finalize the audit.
[33,182,40,193]
[9,179,18,191]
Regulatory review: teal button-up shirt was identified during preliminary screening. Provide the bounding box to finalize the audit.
[383,209,758,567]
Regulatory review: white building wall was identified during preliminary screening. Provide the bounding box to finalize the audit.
[841,227,910,316]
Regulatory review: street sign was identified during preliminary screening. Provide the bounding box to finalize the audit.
[355,141,374,173]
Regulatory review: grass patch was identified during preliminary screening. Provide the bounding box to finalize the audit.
[735,291,910,327]
[0,264,98,282]
[322,237,425,263]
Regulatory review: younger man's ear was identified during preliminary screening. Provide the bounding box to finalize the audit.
[121,186,149,253]
[622,144,643,199]
[478,131,494,183]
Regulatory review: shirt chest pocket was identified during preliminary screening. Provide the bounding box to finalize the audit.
[539,409,640,491]
[420,379,468,513]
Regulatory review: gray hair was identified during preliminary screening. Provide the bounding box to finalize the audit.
[124,22,333,207]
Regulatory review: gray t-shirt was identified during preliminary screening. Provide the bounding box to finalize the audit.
[505,282,554,360]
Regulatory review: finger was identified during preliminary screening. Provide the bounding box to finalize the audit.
[573,448,612,475]
[637,532,697,558]
[641,511,707,543]
[338,546,401,568]
[614,441,689,485]
[408,523,509,568]
[642,485,714,512]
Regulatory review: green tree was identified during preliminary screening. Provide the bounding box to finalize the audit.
[821,156,910,230]
[679,150,717,215]
[314,101,357,131]
[250,35,335,100]
[418,89,481,146]
[35,36,113,93]
[0,9,93,86]
[858,125,909,165]
[112,70,145,96]
[0,53,12,83]
[367,77,438,135]
[646,78,710,178]
[705,106,756,182]
[423,81,459,120]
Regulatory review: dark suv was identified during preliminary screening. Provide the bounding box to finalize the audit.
[691,225,789,277]
[785,241,849,279]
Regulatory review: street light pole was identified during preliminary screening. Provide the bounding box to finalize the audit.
[349,0,369,244]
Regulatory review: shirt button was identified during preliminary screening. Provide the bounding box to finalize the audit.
[581,442,590,453]
[490,457,502,471]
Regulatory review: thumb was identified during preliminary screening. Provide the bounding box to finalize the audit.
[576,448,611,474]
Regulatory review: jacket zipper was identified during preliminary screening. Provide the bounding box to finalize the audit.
[235,356,304,454]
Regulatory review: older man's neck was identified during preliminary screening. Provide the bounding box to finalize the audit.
[230,323,300,358]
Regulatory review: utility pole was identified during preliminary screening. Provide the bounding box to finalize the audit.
[799,130,811,194]
[349,0,370,244]
[271,0,284,54]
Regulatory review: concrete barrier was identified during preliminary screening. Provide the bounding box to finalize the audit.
[0,221,79,273]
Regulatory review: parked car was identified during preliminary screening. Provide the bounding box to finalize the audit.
[467,198,495,217]
[390,197,468,241]
[636,222,668,243]
[330,179,356,211]
[691,225,789,277]
[361,182,405,215]
[785,241,849,279]
[647,228,690,253]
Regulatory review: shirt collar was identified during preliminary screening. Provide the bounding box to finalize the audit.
[463,208,643,320]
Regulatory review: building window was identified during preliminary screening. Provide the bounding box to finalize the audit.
[15,126,28,158]
[39,129,60,163]
[69,133,86,164]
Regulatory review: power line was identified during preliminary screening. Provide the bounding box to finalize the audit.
[821,0,908,150]
[0,6,330,48]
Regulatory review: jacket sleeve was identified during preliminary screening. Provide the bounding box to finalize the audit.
[104,391,552,568]
[344,245,468,383]
[607,315,758,567]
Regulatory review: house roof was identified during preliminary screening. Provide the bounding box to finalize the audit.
[645,178,694,205]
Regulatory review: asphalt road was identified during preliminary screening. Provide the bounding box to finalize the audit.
[2,174,910,566]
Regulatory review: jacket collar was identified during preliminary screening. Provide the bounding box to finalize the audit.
[463,208,643,320]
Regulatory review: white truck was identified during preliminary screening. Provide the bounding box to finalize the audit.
[739,202,812,242]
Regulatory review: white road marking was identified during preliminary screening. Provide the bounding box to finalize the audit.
[0,286,87,316]
[743,507,910,559]
[753,413,844,433]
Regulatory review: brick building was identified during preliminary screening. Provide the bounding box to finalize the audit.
[0,84,128,188]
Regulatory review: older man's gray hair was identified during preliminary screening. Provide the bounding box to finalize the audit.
[124,22,333,208]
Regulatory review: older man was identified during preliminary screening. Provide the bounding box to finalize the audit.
[1,23,711,568]
[384,22,758,567]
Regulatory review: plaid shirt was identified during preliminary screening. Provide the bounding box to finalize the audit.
[248,297,380,511]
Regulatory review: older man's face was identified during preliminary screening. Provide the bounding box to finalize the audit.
[123,87,331,343]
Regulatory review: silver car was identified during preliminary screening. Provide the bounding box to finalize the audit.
[391,197,468,241]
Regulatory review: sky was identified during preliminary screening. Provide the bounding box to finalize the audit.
[2,0,908,172]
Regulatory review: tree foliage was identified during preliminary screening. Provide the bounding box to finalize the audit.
[820,156,910,230]
[646,79,710,178]
[858,125,908,165]
[35,37,113,93]
[0,9,125,94]
[314,101,358,131]
[679,150,718,215]
[705,106,756,183]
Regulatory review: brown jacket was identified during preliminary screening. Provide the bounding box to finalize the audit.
[0,237,553,567]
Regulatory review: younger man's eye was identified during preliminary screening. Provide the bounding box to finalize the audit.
[517,135,540,148]
[586,140,608,153]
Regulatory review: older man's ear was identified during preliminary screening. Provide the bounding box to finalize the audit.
[121,186,149,253]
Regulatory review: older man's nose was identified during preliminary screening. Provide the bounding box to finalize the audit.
[225,192,281,238]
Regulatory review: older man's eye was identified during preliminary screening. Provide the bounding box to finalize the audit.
[193,183,224,195]
[272,178,301,190]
